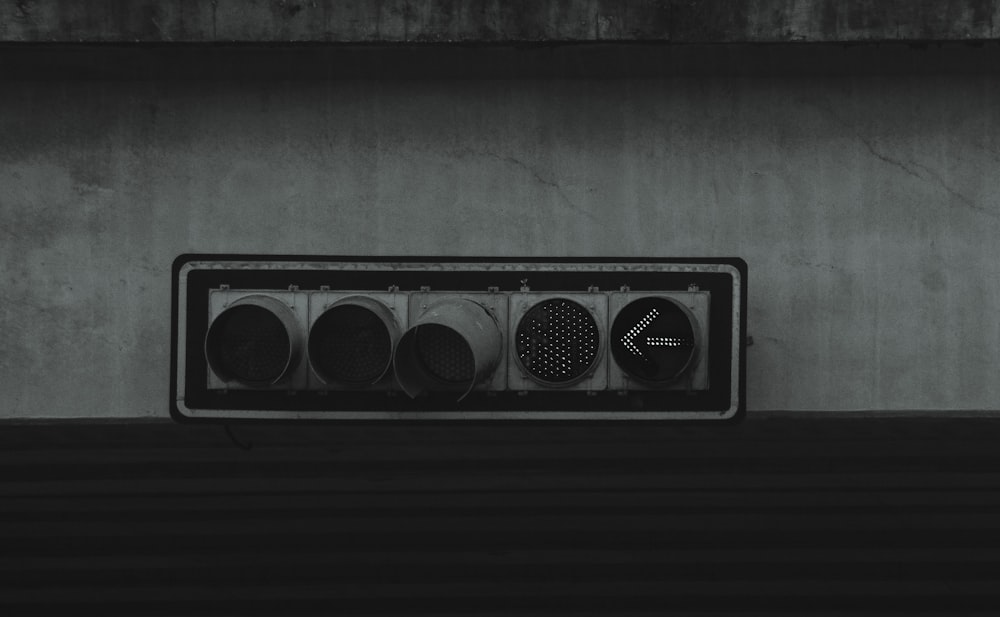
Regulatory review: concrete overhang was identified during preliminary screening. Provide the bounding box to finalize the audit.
[1,0,999,44]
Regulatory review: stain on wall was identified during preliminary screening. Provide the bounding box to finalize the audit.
[1,44,999,417]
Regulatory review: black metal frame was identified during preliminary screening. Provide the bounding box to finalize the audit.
[171,255,747,423]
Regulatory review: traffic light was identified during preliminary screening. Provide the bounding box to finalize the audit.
[508,292,608,392]
[172,256,746,421]
[307,290,406,390]
[204,289,308,390]
[608,291,711,392]
[394,292,506,400]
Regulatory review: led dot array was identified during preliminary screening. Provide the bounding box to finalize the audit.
[622,308,659,356]
[516,299,599,384]
[646,336,692,347]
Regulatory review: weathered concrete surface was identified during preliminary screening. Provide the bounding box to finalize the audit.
[2,43,1000,417]
[1,0,1000,43]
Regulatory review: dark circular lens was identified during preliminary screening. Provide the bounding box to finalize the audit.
[207,305,291,384]
[515,298,600,384]
[309,304,392,384]
[611,297,696,383]
[414,324,474,384]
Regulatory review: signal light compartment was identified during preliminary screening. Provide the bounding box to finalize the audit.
[508,293,608,392]
[608,291,711,392]
[307,290,407,391]
[172,256,746,422]
[399,291,509,398]
[205,288,309,391]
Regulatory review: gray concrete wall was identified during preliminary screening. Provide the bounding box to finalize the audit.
[3,0,1000,43]
[2,43,1000,417]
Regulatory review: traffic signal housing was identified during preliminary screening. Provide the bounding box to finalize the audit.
[172,257,746,421]
[394,292,507,400]
[508,292,608,392]
[306,290,407,390]
[608,290,711,392]
[204,288,309,390]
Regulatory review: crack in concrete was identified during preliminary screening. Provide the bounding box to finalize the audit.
[0,226,24,242]
[210,0,218,39]
[856,134,995,218]
[856,135,923,181]
[804,97,998,221]
[904,158,994,216]
[971,140,1000,164]
[481,150,600,223]
[150,17,170,42]
[864,140,998,219]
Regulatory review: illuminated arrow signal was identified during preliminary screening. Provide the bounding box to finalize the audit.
[647,336,689,347]
[622,308,659,357]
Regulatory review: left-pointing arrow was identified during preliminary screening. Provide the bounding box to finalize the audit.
[621,308,660,357]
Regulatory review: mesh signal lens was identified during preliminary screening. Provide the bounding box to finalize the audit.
[393,298,503,400]
[515,298,600,385]
[414,324,475,384]
[206,304,292,386]
[611,297,697,384]
[309,304,393,385]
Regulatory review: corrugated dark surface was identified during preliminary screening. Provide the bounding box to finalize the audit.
[3,415,1000,615]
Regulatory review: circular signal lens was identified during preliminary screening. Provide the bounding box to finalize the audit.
[393,298,503,400]
[610,297,697,384]
[206,304,292,385]
[309,304,393,384]
[413,324,475,384]
[515,298,600,385]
